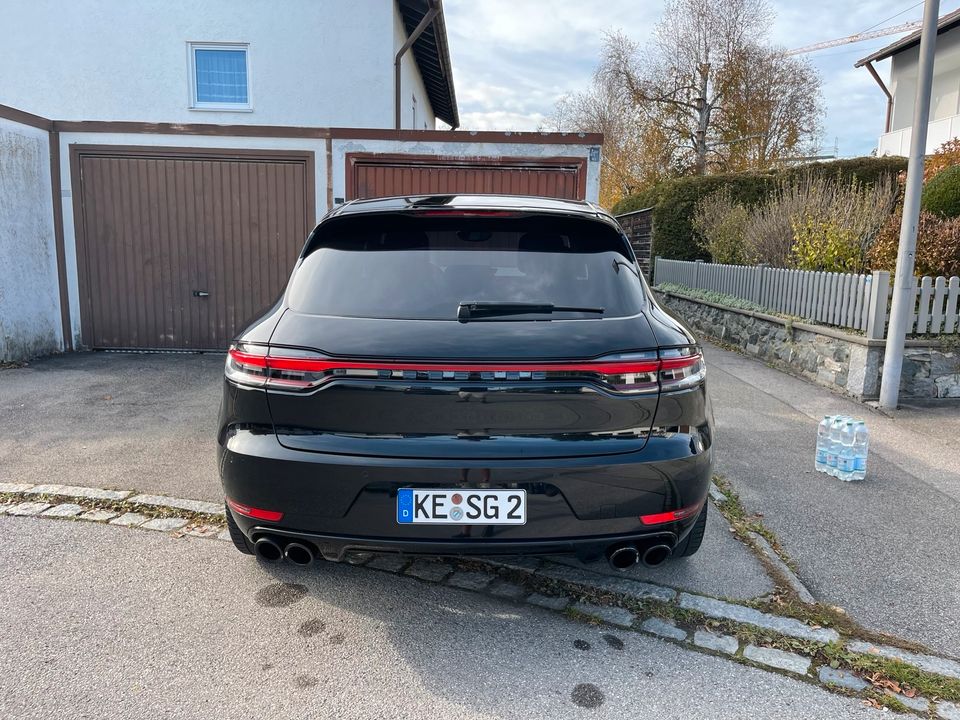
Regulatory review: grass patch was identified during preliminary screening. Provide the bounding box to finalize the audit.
[711,475,787,563]
[821,644,960,704]
[563,607,604,626]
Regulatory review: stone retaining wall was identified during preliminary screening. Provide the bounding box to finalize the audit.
[655,291,960,400]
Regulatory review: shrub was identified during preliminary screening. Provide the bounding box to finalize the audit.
[742,176,828,266]
[924,138,960,181]
[921,165,960,219]
[613,174,774,261]
[786,174,896,273]
[691,188,749,264]
[783,156,906,187]
[611,156,905,261]
[868,209,960,277]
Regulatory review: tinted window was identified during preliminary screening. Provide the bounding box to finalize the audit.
[287,215,646,320]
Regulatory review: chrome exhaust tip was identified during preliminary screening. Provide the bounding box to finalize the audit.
[283,541,316,567]
[606,544,640,571]
[253,537,283,563]
[641,544,672,568]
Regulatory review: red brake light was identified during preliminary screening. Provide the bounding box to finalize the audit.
[227,497,284,522]
[640,500,704,526]
[414,209,520,217]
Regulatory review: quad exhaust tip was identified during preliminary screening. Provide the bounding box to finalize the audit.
[641,544,672,568]
[253,537,316,566]
[606,542,673,570]
[284,542,316,566]
[606,544,640,570]
[253,537,283,563]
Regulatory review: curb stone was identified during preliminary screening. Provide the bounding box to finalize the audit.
[128,494,224,516]
[747,531,816,605]
[572,603,635,628]
[641,618,687,641]
[109,512,149,527]
[937,701,960,720]
[694,629,738,655]
[404,560,453,582]
[0,482,34,494]
[141,517,189,532]
[27,484,132,501]
[446,571,495,592]
[535,562,677,602]
[487,579,528,600]
[743,645,811,675]
[365,555,410,573]
[78,509,118,522]
[525,593,570,611]
[847,641,960,680]
[884,691,929,713]
[817,667,869,692]
[7,502,52,516]
[41,503,85,518]
[679,593,840,643]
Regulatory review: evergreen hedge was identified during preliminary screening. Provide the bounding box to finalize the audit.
[921,164,960,218]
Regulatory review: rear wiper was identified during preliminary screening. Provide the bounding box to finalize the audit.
[457,301,605,322]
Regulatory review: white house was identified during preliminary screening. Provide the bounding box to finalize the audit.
[0,0,602,359]
[0,0,454,131]
[858,8,960,157]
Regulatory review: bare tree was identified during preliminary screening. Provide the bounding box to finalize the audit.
[544,73,672,207]
[602,0,822,175]
[714,45,823,170]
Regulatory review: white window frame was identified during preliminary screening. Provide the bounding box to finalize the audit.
[187,42,253,112]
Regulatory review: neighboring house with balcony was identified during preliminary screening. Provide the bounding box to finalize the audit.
[858,9,960,157]
[0,0,601,361]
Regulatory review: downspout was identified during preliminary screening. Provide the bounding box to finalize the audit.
[395,0,439,130]
[864,60,894,133]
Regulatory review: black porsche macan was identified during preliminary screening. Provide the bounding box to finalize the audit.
[218,194,713,571]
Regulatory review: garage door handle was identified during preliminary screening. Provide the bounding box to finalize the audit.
[193,290,210,298]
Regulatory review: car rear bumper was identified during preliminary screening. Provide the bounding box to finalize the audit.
[219,427,712,562]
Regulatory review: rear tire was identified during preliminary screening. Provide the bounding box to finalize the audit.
[225,503,255,555]
[675,501,708,558]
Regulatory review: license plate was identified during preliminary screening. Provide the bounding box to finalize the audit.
[397,488,526,525]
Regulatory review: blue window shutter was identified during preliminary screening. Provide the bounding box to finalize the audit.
[194,48,248,104]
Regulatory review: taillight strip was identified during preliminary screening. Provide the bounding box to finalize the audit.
[227,348,699,376]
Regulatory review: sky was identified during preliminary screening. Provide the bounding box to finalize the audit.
[442,0,960,158]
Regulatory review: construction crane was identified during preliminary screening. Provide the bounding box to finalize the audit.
[785,20,922,56]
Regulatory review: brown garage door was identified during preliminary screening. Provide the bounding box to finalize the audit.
[346,153,587,201]
[71,146,314,350]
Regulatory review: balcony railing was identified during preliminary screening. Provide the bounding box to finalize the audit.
[877,112,960,156]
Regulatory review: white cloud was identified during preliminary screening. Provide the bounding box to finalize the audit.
[457,110,547,132]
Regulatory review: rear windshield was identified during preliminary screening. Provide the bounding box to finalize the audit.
[287,214,646,320]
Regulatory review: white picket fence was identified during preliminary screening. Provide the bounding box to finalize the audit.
[654,257,960,338]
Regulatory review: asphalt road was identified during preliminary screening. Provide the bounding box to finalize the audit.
[0,516,876,720]
[706,343,960,656]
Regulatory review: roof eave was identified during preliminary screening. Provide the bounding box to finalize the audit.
[855,9,960,67]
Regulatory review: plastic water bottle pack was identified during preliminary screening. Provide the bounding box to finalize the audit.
[815,415,869,481]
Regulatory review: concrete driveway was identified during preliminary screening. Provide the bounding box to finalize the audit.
[3,344,958,656]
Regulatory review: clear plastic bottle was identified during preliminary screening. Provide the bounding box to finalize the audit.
[826,416,846,477]
[837,422,857,482]
[815,416,832,473]
[851,421,869,481]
